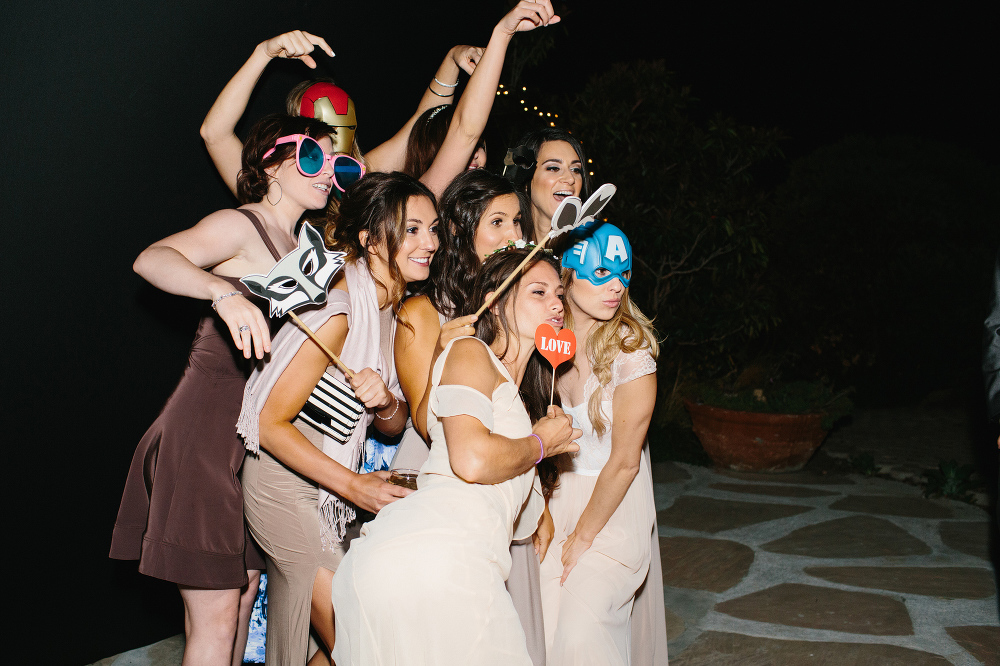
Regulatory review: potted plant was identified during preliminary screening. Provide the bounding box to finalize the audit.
[684,380,852,472]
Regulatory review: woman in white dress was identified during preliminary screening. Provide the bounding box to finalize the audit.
[332,247,581,665]
[394,169,552,664]
[539,222,668,665]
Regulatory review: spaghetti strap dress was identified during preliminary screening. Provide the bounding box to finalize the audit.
[391,313,547,666]
[539,347,668,665]
[109,209,278,588]
[331,336,544,665]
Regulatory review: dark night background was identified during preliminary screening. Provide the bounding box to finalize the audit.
[2,1,995,662]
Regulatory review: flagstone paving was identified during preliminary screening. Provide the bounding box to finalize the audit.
[715,582,915,635]
[944,626,1000,665]
[761,515,934,558]
[660,536,755,592]
[672,631,954,665]
[941,521,994,561]
[656,462,998,665]
[92,458,998,665]
[829,494,956,518]
[707,482,839,498]
[657,496,814,533]
[804,566,997,600]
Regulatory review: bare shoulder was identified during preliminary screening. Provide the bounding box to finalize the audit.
[150,208,252,247]
[401,293,441,331]
[194,208,257,235]
[440,337,499,393]
[330,270,348,295]
[400,293,438,320]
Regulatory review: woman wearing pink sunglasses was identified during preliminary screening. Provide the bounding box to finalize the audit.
[110,114,337,666]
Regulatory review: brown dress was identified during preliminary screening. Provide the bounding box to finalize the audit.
[109,209,280,589]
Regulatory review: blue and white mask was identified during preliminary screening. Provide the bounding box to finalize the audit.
[562,222,632,287]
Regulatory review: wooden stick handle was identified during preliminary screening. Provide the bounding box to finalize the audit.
[474,236,551,317]
[288,311,354,378]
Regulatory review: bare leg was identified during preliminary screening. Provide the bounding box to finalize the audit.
[308,567,336,666]
[178,586,241,666]
[231,570,261,666]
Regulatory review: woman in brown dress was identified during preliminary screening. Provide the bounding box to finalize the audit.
[110,113,340,666]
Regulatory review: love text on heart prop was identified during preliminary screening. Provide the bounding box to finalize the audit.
[535,324,577,405]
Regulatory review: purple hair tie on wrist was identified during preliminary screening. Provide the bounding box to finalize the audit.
[531,433,544,465]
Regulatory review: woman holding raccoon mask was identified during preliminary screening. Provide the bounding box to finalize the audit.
[237,172,442,665]
[110,113,347,666]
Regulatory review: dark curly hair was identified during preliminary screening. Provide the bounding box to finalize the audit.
[424,170,530,318]
[464,247,564,496]
[236,113,335,205]
[507,127,591,242]
[402,105,487,178]
[326,172,437,318]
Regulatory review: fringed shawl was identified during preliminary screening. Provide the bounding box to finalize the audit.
[237,260,402,547]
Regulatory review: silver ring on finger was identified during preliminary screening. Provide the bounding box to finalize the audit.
[239,325,251,332]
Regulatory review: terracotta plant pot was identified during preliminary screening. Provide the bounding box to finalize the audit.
[684,399,828,472]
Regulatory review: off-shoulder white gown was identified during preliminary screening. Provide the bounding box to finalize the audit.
[332,337,544,665]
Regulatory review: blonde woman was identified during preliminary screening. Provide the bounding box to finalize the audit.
[538,222,668,665]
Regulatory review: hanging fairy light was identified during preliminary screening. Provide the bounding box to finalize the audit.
[496,86,591,170]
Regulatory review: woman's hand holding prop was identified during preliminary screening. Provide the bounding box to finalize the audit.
[474,183,617,317]
[241,222,354,377]
[532,404,581,459]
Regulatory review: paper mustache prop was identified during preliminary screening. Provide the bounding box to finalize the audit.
[535,323,577,405]
[241,222,353,377]
[474,183,616,317]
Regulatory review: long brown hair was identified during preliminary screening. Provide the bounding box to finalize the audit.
[424,170,530,318]
[465,248,564,495]
[327,172,437,317]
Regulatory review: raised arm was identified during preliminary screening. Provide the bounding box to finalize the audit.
[558,371,656,584]
[440,338,578,484]
[419,0,560,197]
[364,45,483,173]
[133,208,273,358]
[258,312,410,513]
[200,30,334,196]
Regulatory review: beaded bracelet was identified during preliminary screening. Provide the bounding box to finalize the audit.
[433,76,459,88]
[211,291,242,311]
[375,394,400,421]
[531,433,545,465]
[428,86,455,98]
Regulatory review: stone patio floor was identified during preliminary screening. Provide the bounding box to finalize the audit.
[93,457,1000,666]
[654,461,999,665]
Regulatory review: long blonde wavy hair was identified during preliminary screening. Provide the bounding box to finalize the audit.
[562,269,659,437]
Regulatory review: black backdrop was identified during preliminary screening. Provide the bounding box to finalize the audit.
[3,1,500,661]
[3,1,995,661]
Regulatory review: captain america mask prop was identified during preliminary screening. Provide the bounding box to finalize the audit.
[562,222,632,287]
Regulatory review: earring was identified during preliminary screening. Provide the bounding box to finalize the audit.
[266,180,282,206]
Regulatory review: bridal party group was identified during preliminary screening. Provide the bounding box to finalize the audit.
[110,3,668,664]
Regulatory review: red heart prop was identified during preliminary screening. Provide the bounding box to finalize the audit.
[534,324,577,369]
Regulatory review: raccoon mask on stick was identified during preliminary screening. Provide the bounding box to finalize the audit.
[242,221,353,377]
